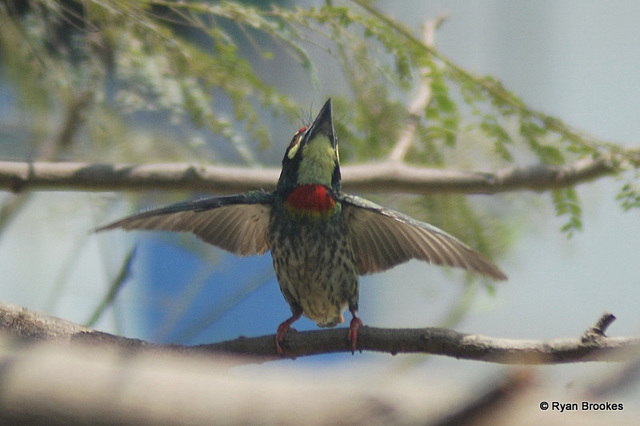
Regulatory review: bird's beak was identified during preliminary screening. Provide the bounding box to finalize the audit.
[302,98,337,151]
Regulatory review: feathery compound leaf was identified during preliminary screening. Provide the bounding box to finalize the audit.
[551,188,583,237]
[617,179,640,211]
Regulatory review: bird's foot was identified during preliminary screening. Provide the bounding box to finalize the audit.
[276,312,302,355]
[348,316,363,354]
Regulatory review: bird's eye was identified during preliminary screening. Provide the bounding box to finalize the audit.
[287,126,307,159]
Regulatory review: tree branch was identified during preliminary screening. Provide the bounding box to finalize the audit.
[2,301,638,365]
[0,155,620,195]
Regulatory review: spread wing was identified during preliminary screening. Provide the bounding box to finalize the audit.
[339,194,507,280]
[96,191,274,256]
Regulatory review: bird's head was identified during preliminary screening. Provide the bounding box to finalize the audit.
[277,98,341,194]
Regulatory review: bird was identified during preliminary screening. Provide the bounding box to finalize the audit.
[97,98,507,354]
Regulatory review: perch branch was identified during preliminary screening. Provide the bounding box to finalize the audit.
[1,302,638,365]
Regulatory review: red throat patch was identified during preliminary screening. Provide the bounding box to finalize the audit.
[285,184,336,213]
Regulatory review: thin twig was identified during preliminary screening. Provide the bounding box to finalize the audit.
[388,17,443,162]
[582,312,616,341]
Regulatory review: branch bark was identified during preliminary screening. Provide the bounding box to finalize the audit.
[2,301,638,365]
[0,156,619,195]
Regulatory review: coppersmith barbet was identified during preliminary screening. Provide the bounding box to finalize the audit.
[98,99,507,354]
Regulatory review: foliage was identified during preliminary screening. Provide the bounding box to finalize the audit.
[1,0,636,163]
[617,175,640,211]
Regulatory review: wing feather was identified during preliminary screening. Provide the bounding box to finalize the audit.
[97,191,274,256]
[340,194,507,280]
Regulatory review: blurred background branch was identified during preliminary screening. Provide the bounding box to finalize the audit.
[0,154,623,194]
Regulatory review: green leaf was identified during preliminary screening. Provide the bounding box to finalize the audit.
[616,180,640,211]
[551,188,583,237]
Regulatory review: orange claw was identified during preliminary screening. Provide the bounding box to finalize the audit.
[276,311,302,355]
[348,316,363,354]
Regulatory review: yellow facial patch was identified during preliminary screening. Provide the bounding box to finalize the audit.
[287,132,304,159]
[297,134,336,186]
